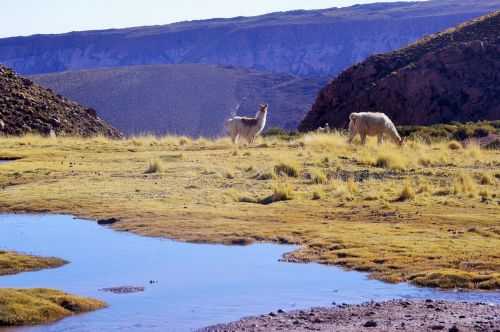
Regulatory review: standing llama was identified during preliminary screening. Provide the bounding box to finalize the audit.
[348,112,403,145]
[225,104,268,144]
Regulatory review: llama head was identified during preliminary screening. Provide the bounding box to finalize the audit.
[259,104,269,113]
[397,136,405,146]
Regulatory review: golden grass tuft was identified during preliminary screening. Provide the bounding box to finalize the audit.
[478,172,495,185]
[144,159,164,174]
[397,181,416,202]
[448,141,462,150]
[374,153,407,170]
[260,180,294,204]
[309,169,328,185]
[453,172,477,196]
[312,190,323,200]
[274,161,300,177]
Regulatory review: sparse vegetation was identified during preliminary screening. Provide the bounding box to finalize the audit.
[0,288,106,326]
[0,132,498,289]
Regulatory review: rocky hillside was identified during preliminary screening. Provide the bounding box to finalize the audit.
[299,11,500,131]
[2,1,500,77]
[31,64,324,136]
[0,65,121,137]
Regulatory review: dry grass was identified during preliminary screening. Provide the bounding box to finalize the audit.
[0,133,499,289]
[0,288,106,326]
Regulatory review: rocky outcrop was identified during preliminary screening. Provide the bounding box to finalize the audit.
[0,65,121,137]
[1,1,500,77]
[31,64,324,136]
[299,11,500,131]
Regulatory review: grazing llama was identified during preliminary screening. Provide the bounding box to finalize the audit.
[225,104,268,144]
[348,112,403,145]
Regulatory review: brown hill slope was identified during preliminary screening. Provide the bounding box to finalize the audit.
[0,65,121,137]
[31,64,324,136]
[299,11,500,131]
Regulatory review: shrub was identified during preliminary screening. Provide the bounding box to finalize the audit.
[452,127,473,141]
[274,161,299,177]
[144,159,163,174]
[473,126,493,138]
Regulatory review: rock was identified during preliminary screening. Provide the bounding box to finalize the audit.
[99,286,145,294]
[363,320,377,327]
[449,326,460,332]
[97,217,119,225]
[431,325,445,330]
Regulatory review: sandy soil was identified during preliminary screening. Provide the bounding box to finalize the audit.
[200,300,500,332]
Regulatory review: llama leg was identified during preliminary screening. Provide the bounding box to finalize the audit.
[348,132,357,144]
[378,134,384,145]
[361,133,367,145]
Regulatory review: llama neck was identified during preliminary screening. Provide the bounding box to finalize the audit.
[256,111,267,128]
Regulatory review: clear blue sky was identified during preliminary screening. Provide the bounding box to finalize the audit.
[1,0,425,38]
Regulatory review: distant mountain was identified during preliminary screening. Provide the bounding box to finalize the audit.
[299,11,500,132]
[31,64,324,136]
[0,65,121,137]
[2,0,500,77]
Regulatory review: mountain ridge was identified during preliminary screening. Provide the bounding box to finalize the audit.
[2,0,500,77]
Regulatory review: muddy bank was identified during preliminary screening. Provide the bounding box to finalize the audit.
[200,300,500,332]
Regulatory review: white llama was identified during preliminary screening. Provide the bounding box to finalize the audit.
[225,104,268,144]
[348,112,403,145]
